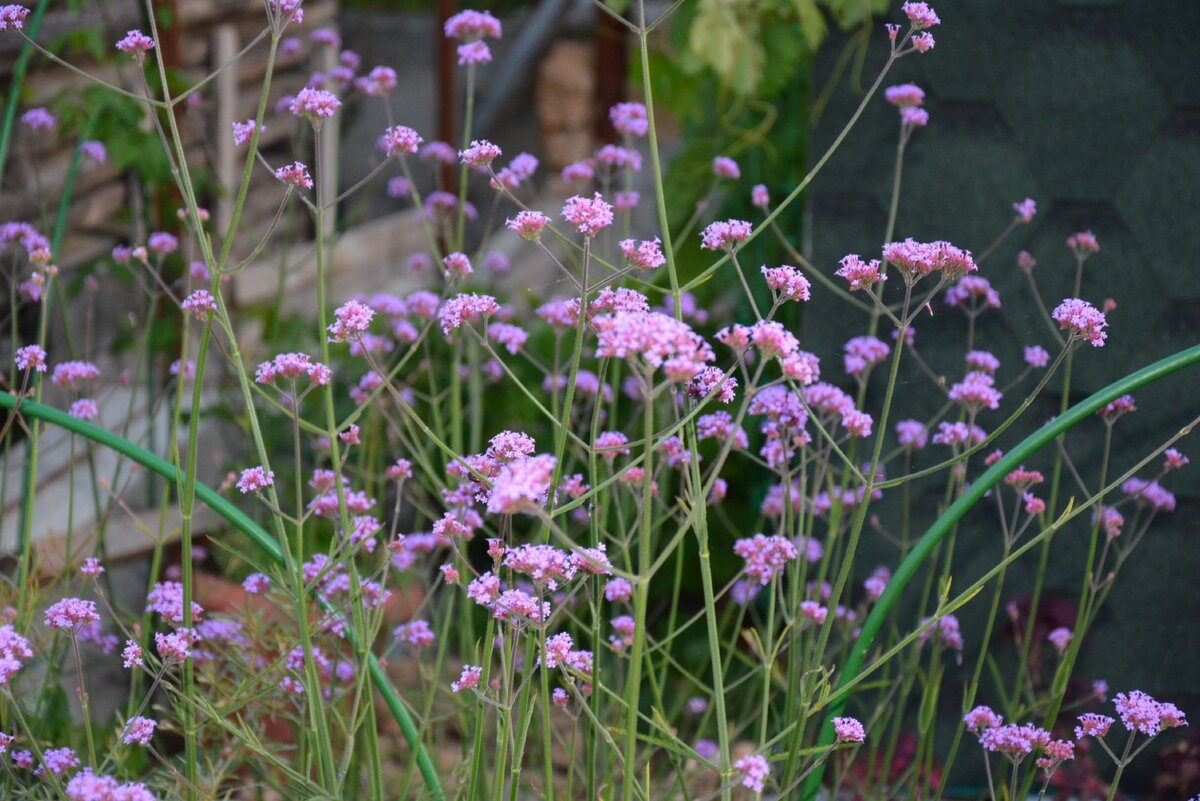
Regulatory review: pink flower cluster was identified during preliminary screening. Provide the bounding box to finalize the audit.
[734,534,799,584]
[1052,298,1107,347]
[735,754,770,792]
[592,311,714,382]
[836,254,886,291]
[0,625,33,685]
[236,466,275,494]
[619,238,665,272]
[290,87,341,120]
[255,352,331,386]
[699,219,752,251]
[883,238,976,278]
[115,29,154,59]
[327,299,375,343]
[562,193,614,237]
[761,264,811,302]
[1113,690,1188,736]
[43,598,99,630]
[439,293,499,335]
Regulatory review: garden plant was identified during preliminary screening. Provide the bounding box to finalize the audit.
[0,0,1195,799]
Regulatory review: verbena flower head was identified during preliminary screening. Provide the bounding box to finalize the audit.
[51,360,100,389]
[255,352,331,386]
[459,139,501,168]
[122,716,156,746]
[562,193,614,237]
[884,238,976,278]
[945,276,1000,310]
[1075,713,1115,739]
[895,419,928,449]
[275,161,313,189]
[836,254,886,291]
[979,723,1051,762]
[734,534,799,584]
[885,83,925,108]
[844,336,891,377]
[901,107,929,127]
[44,598,100,630]
[1067,230,1100,256]
[593,311,714,381]
[735,754,770,793]
[1014,198,1037,222]
[327,299,375,343]
[1024,345,1050,368]
[381,125,422,155]
[610,102,648,137]
[0,5,31,30]
[236,466,275,494]
[356,65,398,95]
[1113,690,1187,737]
[443,252,473,279]
[181,290,217,320]
[115,29,154,60]
[619,238,665,271]
[902,1,940,29]
[506,210,550,240]
[290,87,341,121]
[15,344,46,373]
[761,264,811,301]
[964,705,1004,734]
[949,371,1002,411]
[439,293,499,335]
[21,107,54,131]
[833,716,867,743]
[487,454,556,515]
[712,155,740,179]
[0,625,33,685]
[1052,298,1107,347]
[700,219,752,251]
[231,119,261,146]
[444,9,501,40]
[146,581,203,624]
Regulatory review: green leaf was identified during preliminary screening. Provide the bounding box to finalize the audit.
[793,0,828,50]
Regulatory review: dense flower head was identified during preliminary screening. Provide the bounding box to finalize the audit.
[380,124,422,156]
[1047,626,1072,652]
[255,352,331,386]
[933,421,986,447]
[699,219,752,251]
[0,5,31,30]
[275,161,313,189]
[1024,345,1050,368]
[949,371,1002,411]
[486,455,556,514]
[37,746,80,776]
[232,119,261,146]
[884,238,976,278]
[593,310,714,381]
[844,336,890,377]
[1067,230,1100,256]
[439,293,499,336]
[43,597,99,631]
[735,754,770,793]
[155,629,196,662]
[734,534,799,584]
[506,210,550,240]
[1113,690,1187,736]
[1098,394,1136,419]
[836,254,887,291]
[121,639,143,669]
[751,183,770,208]
[562,193,614,236]
[945,276,1000,310]
[1121,477,1176,511]
[1052,298,1107,346]
[687,366,737,404]
[895,419,928,449]
[122,716,157,746]
[115,29,154,58]
[980,723,1052,761]
[181,289,217,320]
[1014,198,1037,222]
[712,155,740,179]
[21,107,55,131]
[290,87,341,120]
[609,102,648,137]
[51,360,100,389]
[327,299,375,343]
[919,613,963,650]
[885,83,925,108]
[0,625,33,684]
[1075,713,1115,740]
[502,543,576,589]
[1004,466,1044,488]
[833,716,867,743]
[1036,739,1075,771]
[487,322,528,354]
[619,238,666,271]
[444,9,501,39]
[146,581,203,625]
[236,466,275,494]
[750,320,799,359]
[761,264,811,301]
[902,2,940,29]
[459,139,501,168]
[964,705,1004,734]
[1163,448,1189,471]
[965,350,1000,374]
[901,107,929,127]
